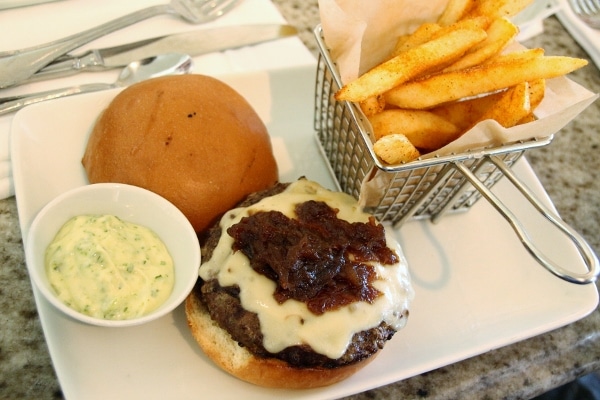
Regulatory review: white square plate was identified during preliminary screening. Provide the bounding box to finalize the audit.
[11,64,598,399]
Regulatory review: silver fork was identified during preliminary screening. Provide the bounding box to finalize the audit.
[0,0,239,88]
[568,0,600,29]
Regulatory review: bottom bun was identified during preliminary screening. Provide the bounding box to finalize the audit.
[185,291,378,389]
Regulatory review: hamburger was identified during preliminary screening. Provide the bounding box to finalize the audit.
[186,178,414,388]
[82,74,278,233]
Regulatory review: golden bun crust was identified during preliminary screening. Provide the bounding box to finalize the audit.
[82,74,278,232]
[185,290,378,389]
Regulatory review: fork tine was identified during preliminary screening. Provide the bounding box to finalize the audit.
[568,0,600,29]
[197,0,241,21]
[173,0,240,24]
[581,0,592,14]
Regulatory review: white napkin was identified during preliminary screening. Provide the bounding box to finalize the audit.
[0,0,62,10]
[0,0,315,200]
[556,0,600,69]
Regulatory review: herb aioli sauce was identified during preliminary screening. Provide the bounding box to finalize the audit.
[45,214,174,320]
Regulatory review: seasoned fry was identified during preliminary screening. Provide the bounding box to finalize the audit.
[368,109,461,150]
[511,79,545,125]
[373,134,421,164]
[518,113,536,124]
[390,17,488,58]
[384,55,587,109]
[430,92,504,130]
[467,0,534,20]
[391,23,441,56]
[484,47,544,64]
[437,0,477,26]
[335,28,487,102]
[472,81,531,128]
[439,15,491,33]
[527,78,546,110]
[359,95,386,116]
[443,17,518,72]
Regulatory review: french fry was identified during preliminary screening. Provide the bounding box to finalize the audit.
[527,78,546,111]
[467,0,534,20]
[368,109,461,150]
[391,22,442,56]
[384,54,587,109]
[472,81,531,128]
[484,47,544,64]
[443,17,519,72]
[485,48,545,64]
[439,15,491,33]
[511,79,545,124]
[335,28,487,103]
[390,17,488,58]
[359,95,386,116]
[430,91,504,130]
[373,134,421,164]
[518,113,536,124]
[437,0,477,26]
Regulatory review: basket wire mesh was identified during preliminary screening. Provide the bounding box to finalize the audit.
[312,25,599,284]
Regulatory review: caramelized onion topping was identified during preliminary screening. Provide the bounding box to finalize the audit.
[227,200,398,315]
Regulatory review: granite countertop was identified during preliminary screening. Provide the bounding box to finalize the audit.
[1,1,599,399]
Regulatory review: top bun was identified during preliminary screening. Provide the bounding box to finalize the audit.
[82,74,278,232]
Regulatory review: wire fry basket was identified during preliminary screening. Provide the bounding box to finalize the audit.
[312,25,599,284]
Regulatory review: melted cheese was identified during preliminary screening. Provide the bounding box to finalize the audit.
[199,180,414,359]
[45,215,174,320]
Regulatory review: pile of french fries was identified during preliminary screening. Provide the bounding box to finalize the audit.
[335,0,588,165]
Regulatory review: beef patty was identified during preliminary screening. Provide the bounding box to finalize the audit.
[194,181,397,369]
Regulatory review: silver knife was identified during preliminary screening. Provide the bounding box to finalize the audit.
[27,24,297,82]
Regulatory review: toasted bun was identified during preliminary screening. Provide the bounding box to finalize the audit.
[82,74,278,232]
[185,291,377,389]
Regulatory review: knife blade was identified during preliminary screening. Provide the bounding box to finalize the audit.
[27,24,297,82]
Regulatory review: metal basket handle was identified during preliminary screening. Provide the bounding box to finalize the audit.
[453,156,599,284]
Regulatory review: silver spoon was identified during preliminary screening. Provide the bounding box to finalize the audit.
[0,53,193,115]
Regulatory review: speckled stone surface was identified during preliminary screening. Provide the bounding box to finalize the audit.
[1,1,598,399]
